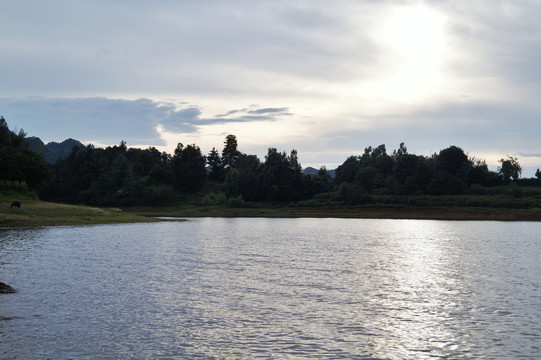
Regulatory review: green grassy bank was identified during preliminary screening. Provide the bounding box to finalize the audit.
[4,181,541,227]
[0,194,162,228]
[122,180,541,221]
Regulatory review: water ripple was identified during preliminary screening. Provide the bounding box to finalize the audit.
[1,219,540,359]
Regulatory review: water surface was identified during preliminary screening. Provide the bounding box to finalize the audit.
[1,218,540,359]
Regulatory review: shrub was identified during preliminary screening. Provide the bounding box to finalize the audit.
[227,195,245,208]
[339,183,372,205]
[201,192,227,206]
[0,180,29,195]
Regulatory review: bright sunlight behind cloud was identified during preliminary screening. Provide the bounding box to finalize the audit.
[2,1,541,176]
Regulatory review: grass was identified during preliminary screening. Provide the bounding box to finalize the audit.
[0,193,163,227]
[120,180,541,221]
[4,179,541,227]
[121,180,541,221]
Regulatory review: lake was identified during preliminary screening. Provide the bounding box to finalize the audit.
[1,218,540,359]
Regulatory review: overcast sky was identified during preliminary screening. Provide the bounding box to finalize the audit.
[2,0,541,176]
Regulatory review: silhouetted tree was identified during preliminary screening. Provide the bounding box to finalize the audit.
[171,143,207,192]
[207,147,224,180]
[311,167,334,194]
[355,166,379,192]
[258,148,304,202]
[0,116,48,190]
[224,168,240,198]
[236,153,261,201]
[339,182,370,205]
[428,146,471,194]
[222,134,240,170]
[335,156,360,185]
[498,156,521,182]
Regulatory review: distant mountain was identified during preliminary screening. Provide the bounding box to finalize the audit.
[303,166,336,178]
[27,137,83,164]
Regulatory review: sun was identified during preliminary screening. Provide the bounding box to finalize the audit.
[362,3,451,103]
[381,4,447,55]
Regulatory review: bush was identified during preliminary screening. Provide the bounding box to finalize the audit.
[227,195,245,208]
[201,192,227,206]
[312,191,340,202]
[507,182,524,198]
[0,180,29,195]
[469,184,486,195]
[339,183,372,205]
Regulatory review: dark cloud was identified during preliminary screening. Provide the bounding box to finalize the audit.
[0,97,292,145]
[198,106,291,126]
[518,153,541,158]
[0,97,167,145]
[247,107,290,115]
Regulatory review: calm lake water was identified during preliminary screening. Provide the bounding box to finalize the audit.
[1,218,540,359]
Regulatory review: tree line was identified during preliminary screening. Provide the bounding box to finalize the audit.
[0,116,538,206]
[38,134,319,205]
[0,116,48,192]
[36,137,535,206]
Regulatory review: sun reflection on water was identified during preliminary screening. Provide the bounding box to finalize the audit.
[357,220,463,358]
[3,219,540,359]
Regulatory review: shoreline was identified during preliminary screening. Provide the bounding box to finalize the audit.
[128,205,541,222]
[0,199,163,228]
[3,198,541,228]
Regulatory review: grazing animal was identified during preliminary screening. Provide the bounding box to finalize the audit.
[10,201,21,208]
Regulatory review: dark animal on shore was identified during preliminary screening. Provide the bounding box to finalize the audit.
[10,201,21,208]
[0,282,16,294]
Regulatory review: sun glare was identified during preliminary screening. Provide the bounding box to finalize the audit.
[382,5,446,54]
[359,4,451,103]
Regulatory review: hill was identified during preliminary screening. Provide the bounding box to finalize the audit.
[26,137,83,164]
[303,166,336,178]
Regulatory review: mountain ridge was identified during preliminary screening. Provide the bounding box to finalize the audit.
[303,166,336,178]
[26,136,83,164]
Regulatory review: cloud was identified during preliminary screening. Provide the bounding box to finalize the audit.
[432,1,541,85]
[248,107,290,115]
[0,1,380,98]
[1,1,541,177]
[0,97,292,146]
[517,153,541,158]
[158,104,291,130]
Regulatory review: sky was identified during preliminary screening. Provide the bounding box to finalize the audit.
[1,0,541,176]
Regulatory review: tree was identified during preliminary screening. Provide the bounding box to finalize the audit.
[335,156,360,184]
[0,116,9,145]
[393,142,408,157]
[222,134,240,169]
[428,146,471,194]
[392,152,419,185]
[207,147,224,180]
[339,182,370,205]
[223,168,240,198]
[236,153,261,201]
[370,144,393,177]
[258,148,304,202]
[437,146,470,178]
[311,167,334,194]
[498,156,521,182]
[171,143,207,192]
[0,116,48,190]
[354,166,379,191]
